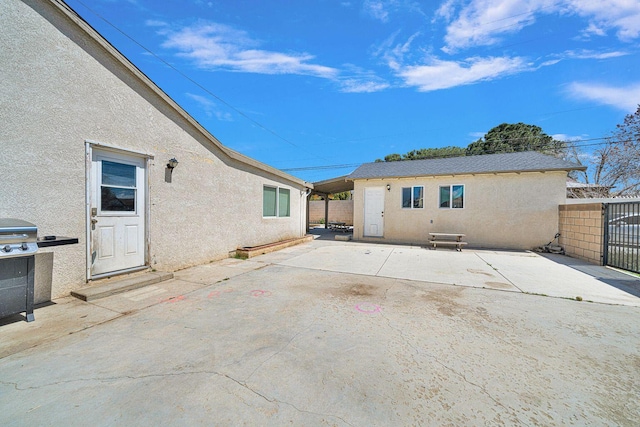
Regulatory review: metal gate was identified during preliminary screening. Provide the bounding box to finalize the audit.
[603,202,640,274]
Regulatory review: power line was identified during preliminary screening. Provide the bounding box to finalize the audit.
[282,163,361,172]
[69,0,627,178]
[281,136,630,172]
[71,0,330,162]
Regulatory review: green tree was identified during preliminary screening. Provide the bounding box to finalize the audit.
[375,146,465,162]
[375,153,402,162]
[329,191,352,200]
[466,123,566,156]
[404,146,466,160]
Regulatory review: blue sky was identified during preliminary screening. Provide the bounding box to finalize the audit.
[66,0,640,182]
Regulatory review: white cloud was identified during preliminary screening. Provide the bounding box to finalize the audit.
[539,59,562,67]
[563,49,628,60]
[539,49,629,67]
[145,20,168,28]
[552,133,586,141]
[439,0,640,52]
[567,82,640,111]
[362,0,425,22]
[159,22,338,78]
[186,93,233,121]
[364,0,390,22]
[397,56,528,91]
[440,0,549,52]
[340,79,390,93]
[338,65,390,93]
[434,0,460,22]
[566,0,640,41]
[155,21,393,93]
[373,31,422,70]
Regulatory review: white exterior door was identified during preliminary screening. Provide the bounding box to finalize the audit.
[364,187,384,237]
[90,149,146,276]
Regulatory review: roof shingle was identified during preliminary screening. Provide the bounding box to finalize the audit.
[348,151,585,180]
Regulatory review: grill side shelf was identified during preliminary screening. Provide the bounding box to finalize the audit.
[37,237,79,248]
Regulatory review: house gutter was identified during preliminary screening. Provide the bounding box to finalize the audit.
[349,167,587,181]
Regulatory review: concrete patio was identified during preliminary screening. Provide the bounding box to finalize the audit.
[1,239,639,426]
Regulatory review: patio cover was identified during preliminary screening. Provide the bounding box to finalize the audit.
[311,175,354,196]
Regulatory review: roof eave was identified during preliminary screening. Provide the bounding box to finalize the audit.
[350,166,587,180]
[48,0,310,189]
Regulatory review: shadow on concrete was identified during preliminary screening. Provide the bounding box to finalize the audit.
[542,253,640,299]
[0,301,57,326]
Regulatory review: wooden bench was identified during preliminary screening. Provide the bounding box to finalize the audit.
[428,232,467,251]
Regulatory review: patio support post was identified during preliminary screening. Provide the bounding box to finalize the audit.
[324,194,329,229]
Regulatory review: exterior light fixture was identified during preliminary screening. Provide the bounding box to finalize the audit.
[386,184,391,191]
[167,158,179,169]
[165,157,179,183]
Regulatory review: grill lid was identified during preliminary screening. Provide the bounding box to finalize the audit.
[0,219,38,258]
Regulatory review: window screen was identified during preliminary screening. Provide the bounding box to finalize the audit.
[278,188,290,217]
[263,186,277,217]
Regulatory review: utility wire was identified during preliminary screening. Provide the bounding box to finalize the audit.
[71,0,330,162]
[281,136,631,172]
[69,0,627,176]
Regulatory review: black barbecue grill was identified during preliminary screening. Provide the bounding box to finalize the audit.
[0,219,38,322]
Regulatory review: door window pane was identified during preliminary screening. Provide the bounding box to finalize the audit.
[102,161,136,187]
[101,187,136,211]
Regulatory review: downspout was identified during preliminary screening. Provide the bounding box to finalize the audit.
[302,187,312,235]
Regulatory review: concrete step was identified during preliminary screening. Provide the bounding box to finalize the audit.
[71,271,174,302]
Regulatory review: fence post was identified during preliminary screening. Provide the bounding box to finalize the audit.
[602,203,608,266]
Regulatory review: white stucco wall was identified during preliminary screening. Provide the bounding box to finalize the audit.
[352,172,568,249]
[1,0,308,299]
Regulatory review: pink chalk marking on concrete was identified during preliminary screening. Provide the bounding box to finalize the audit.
[355,303,382,314]
[208,289,233,299]
[250,290,272,297]
[161,295,186,304]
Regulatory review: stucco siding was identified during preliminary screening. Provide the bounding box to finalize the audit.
[1,0,307,299]
[353,172,566,249]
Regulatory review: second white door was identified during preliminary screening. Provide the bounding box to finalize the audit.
[364,187,384,237]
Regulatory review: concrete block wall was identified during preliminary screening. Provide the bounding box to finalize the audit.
[309,200,354,225]
[559,203,604,265]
